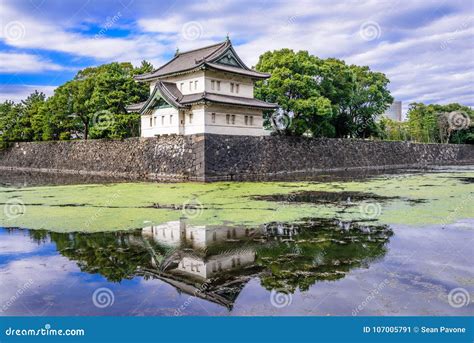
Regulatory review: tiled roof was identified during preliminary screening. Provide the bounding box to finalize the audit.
[126,82,277,113]
[125,101,146,111]
[181,92,278,109]
[205,63,270,79]
[135,40,269,81]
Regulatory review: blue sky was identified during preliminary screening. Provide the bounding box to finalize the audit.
[1,0,473,114]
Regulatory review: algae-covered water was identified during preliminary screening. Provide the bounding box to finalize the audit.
[0,168,472,316]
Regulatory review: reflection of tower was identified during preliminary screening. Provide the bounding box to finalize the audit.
[174,250,255,279]
[142,220,185,247]
[141,219,260,280]
[142,218,262,249]
[263,223,299,240]
[140,219,261,310]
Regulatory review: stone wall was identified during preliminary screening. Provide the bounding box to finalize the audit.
[203,134,474,181]
[0,134,472,182]
[0,135,205,181]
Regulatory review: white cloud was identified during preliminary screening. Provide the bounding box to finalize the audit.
[0,84,56,103]
[0,0,472,110]
[0,52,64,73]
[0,3,168,65]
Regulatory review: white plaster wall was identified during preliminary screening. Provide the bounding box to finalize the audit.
[185,225,263,249]
[154,71,206,95]
[182,105,206,135]
[206,251,256,278]
[204,70,254,98]
[141,107,180,137]
[204,105,265,136]
[175,250,256,279]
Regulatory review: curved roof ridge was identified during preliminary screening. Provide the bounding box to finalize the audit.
[196,40,230,63]
[177,41,226,56]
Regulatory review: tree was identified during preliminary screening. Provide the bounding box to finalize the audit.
[379,117,411,141]
[45,62,152,140]
[0,61,153,144]
[255,49,393,138]
[0,91,46,144]
[406,103,473,144]
[339,65,393,138]
[255,49,334,137]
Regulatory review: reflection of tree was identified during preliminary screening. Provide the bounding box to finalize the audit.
[29,230,170,282]
[23,219,392,295]
[256,220,392,292]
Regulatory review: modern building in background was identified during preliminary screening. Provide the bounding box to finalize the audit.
[383,100,402,121]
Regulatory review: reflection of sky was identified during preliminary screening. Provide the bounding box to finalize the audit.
[0,223,472,316]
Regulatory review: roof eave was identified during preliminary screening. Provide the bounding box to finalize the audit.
[181,99,277,110]
[203,64,270,79]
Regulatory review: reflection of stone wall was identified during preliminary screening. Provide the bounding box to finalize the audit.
[0,135,205,181]
[1,134,473,181]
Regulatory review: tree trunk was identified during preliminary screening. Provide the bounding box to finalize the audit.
[84,121,89,140]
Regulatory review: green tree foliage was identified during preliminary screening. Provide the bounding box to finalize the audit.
[0,91,46,146]
[255,49,393,138]
[406,103,473,144]
[0,61,152,144]
[379,117,411,141]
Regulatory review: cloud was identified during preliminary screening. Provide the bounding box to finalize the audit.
[0,3,167,65]
[0,84,56,102]
[0,52,65,73]
[0,0,472,111]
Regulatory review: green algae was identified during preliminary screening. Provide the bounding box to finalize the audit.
[0,171,473,232]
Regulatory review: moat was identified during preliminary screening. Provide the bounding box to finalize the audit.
[0,168,472,316]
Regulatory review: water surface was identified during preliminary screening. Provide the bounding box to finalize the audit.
[0,168,472,316]
[0,219,472,316]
